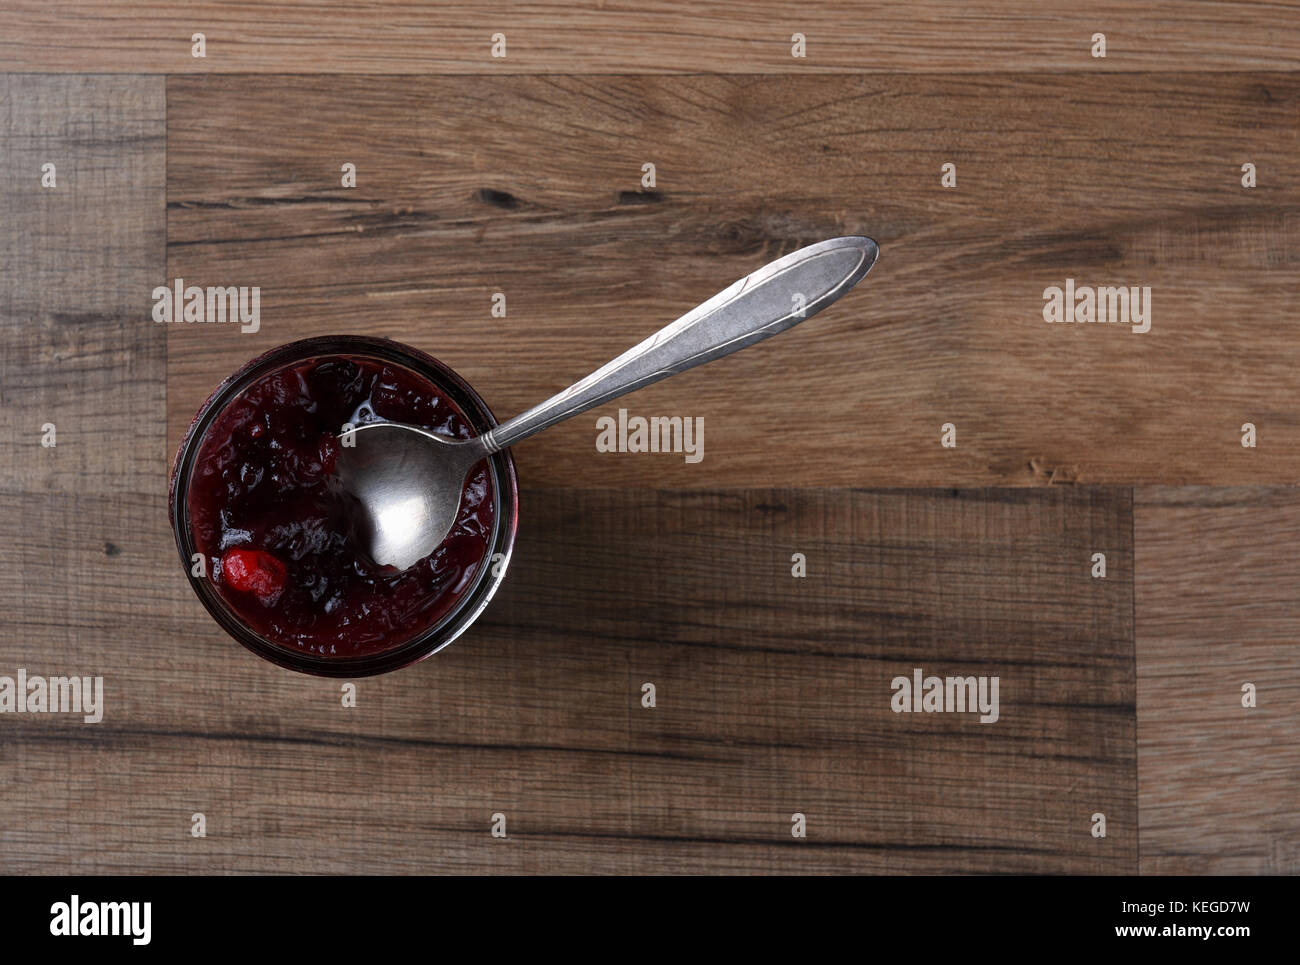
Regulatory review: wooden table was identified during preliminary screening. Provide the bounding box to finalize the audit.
[1,3,1297,874]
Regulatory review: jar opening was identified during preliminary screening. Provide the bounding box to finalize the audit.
[169,336,519,677]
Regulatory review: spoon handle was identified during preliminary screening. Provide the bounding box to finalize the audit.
[480,236,877,455]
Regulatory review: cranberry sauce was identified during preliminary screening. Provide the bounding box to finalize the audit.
[187,355,494,658]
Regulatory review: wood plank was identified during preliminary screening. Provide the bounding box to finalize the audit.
[1134,486,1300,874]
[165,73,1300,488]
[0,75,166,496]
[2,2,1298,73]
[0,488,1135,873]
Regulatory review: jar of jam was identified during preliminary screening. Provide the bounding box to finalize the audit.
[169,336,519,676]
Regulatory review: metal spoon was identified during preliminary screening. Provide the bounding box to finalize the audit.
[336,236,879,570]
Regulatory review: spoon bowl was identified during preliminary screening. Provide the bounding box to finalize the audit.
[336,424,491,572]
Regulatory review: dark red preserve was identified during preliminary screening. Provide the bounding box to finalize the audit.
[186,355,494,658]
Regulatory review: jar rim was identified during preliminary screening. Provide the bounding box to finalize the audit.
[168,335,519,677]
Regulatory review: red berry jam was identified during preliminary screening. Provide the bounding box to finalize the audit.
[187,355,495,658]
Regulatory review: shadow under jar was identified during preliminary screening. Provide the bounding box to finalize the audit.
[169,336,519,677]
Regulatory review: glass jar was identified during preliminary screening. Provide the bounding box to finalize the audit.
[168,335,518,677]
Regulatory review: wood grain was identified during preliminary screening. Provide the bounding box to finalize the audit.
[0,76,165,496]
[1,488,1135,873]
[1134,487,1300,875]
[2,2,1298,73]
[165,73,1300,488]
[1,20,1289,876]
